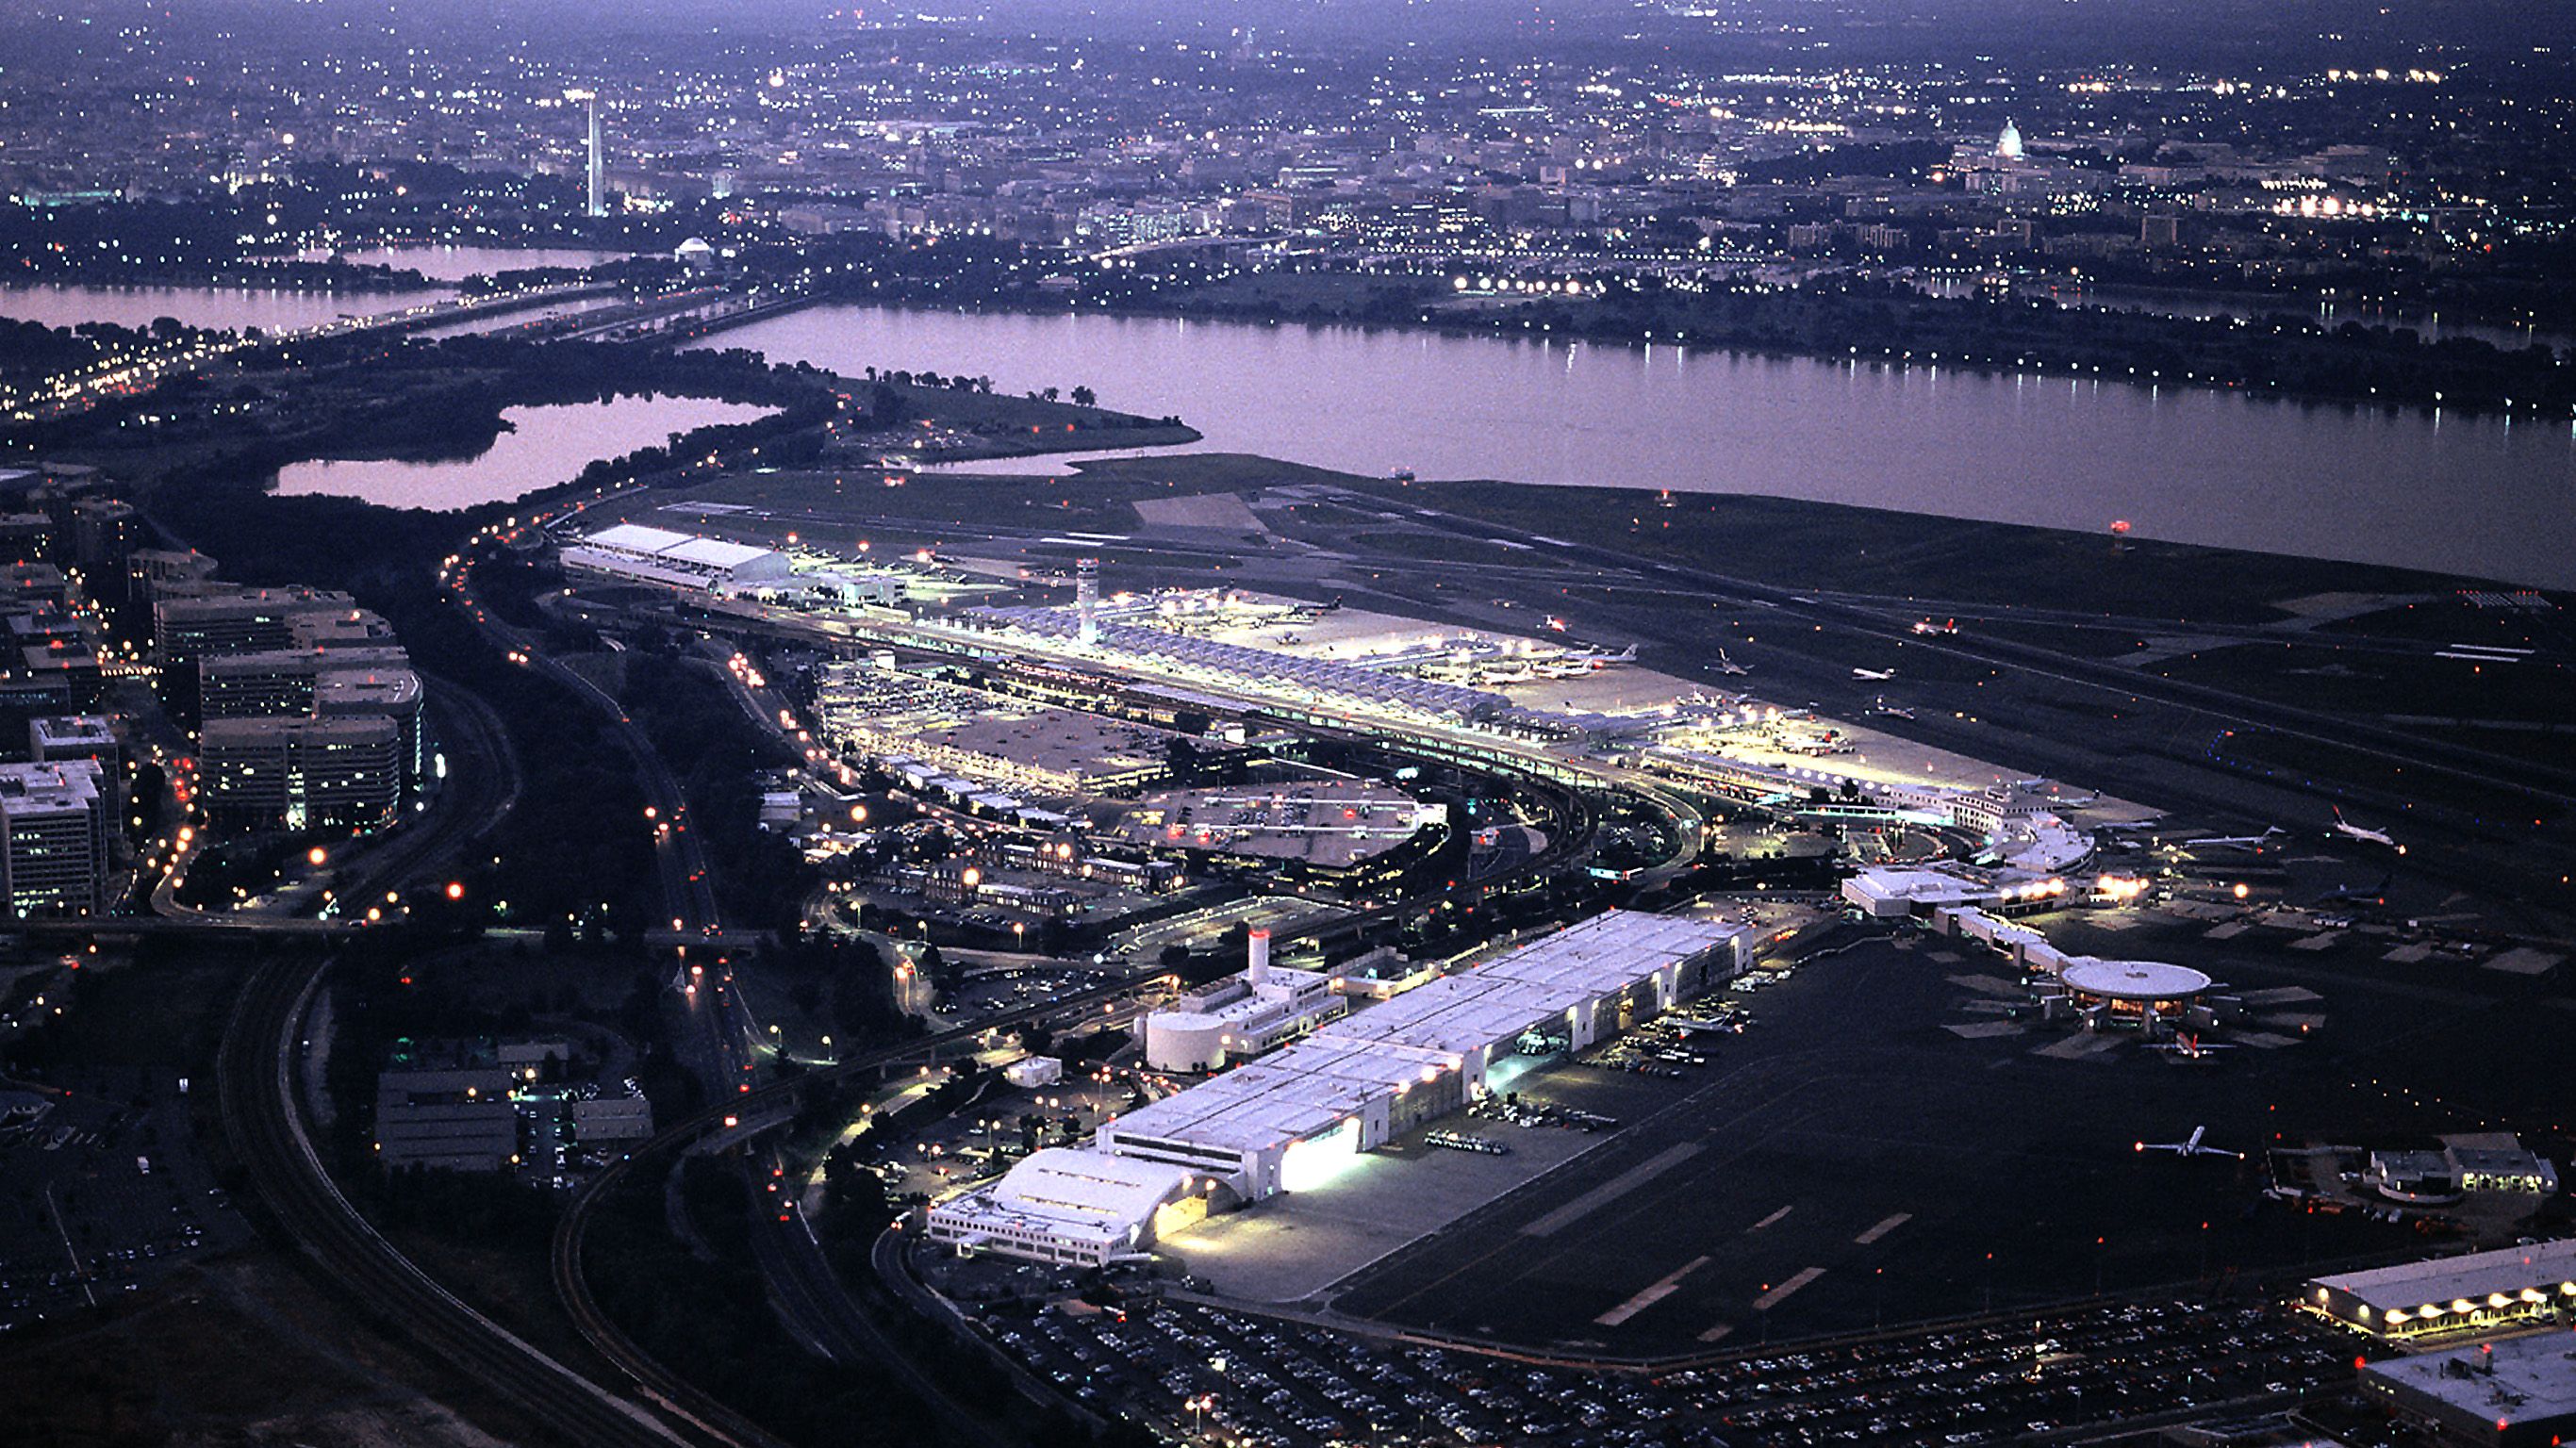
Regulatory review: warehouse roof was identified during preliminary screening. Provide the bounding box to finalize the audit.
[2316,1240,2576,1313]
[2363,1330,2576,1422]
[929,1148,1197,1253]
[1105,1036,1453,1157]
[574,524,784,572]
[1103,912,1740,1157]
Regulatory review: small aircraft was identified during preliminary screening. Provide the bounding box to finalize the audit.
[1911,617,1957,635]
[2332,808,2404,854]
[1710,650,1750,676]
[1853,666,1896,682]
[2146,1032,2237,1060]
[1864,696,1916,720]
[2135,1126,2243,1159]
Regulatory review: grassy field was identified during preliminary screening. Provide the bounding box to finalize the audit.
[0,1258,535,1448]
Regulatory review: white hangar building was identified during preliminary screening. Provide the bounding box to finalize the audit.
[559,523,793,592]
[920,1147,1201,1267]
[929,911,1747,1265]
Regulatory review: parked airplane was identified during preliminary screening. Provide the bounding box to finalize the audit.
[2134,1126,2243,1159]
[2147,1033,2237,1060]
[1865,696,1916,720]
[2332,807,2404,854]
[1711,650,1750,676]
[1853,666,1895,682]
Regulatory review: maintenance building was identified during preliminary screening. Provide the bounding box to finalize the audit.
[2305,1240,2576,1343]
[932,912,1745,1265]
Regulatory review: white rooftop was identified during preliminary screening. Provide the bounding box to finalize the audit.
[928,1147,1197,1254]
[1846,865,2004,907]
[2363,1327,2576,1420]
[992,1147,1197,1222]
[2058,958,2212,1001]
[584,522,696,552]
[1106,1035,1451,1157]
[1105,911,1739,1158]
[658,535,779,570]
[2318,1239,2576,1314]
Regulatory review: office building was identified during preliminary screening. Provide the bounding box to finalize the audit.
[315,666,426,792]
[28,714,115,768]
[126,548,219,610]
[198,645,409,718]
[67,498,137,609]
[375,1063,519,1172]
[1143,930,1348,1072]
[0,758,108,917]
[2357,1330,2576,1447]
[154,587,355,662]
[198,715,403,831]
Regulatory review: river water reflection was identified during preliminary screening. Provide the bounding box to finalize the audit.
[698,304,2576,586]
[271,395,774,510]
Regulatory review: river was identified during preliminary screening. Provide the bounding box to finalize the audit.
[0,282,448,334]
[270,395,776,511]
[0,246,633,335]
[690,304,2576,587]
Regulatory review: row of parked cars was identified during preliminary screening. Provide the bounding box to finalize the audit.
[969,1292,2353,1448]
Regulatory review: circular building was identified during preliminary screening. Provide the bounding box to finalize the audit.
[2058,958,2211,1030]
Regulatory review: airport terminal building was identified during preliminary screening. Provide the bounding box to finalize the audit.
[929,912,1748,1264]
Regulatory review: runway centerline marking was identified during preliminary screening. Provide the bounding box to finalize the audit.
[1749,1206,1793,1232]
[1855,1212,1912,1245]
[1519,1143,1705,1238]
[1594,1255,1710,1326]
[1754,1267,1825,1311]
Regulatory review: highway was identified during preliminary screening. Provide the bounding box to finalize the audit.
[2,280,616,421]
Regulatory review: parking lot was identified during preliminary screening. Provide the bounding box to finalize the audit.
[961,1286,2353,1448]
[0,1066,254,1335]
